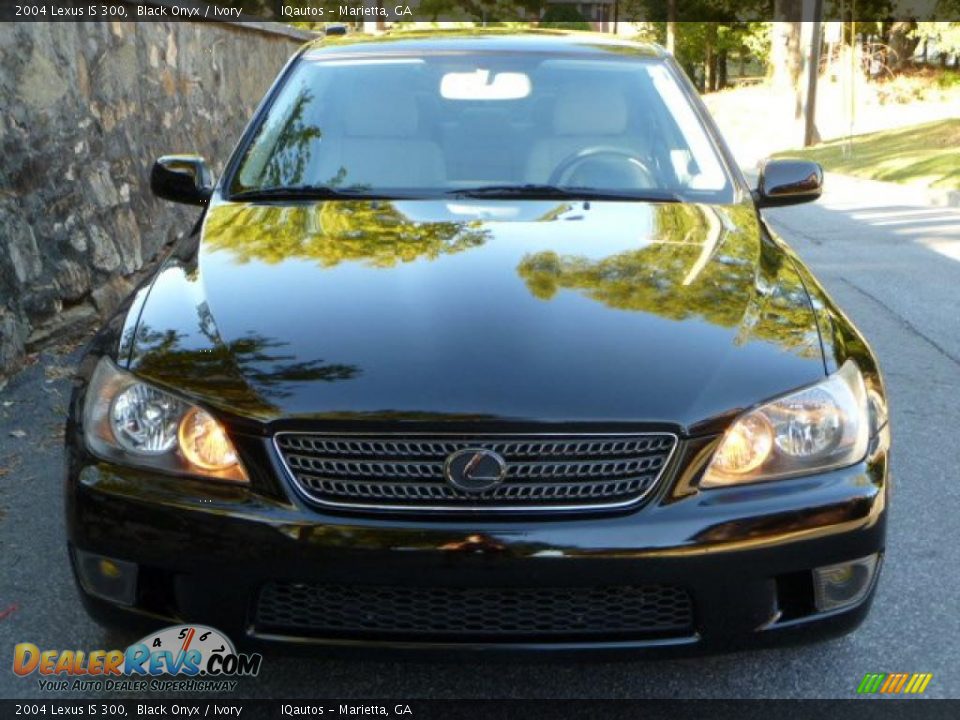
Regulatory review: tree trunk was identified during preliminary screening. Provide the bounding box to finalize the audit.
[802,11,823,147]
[889,21,918,69]
[666,0,677,55]
[770,13,805,133]
[718,49,728,89]
[770,16,804,93]
[705,24,717,92]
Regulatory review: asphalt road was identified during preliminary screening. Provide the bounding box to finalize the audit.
[2,173,959,700]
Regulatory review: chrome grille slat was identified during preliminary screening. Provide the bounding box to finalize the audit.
[274,432,677,512]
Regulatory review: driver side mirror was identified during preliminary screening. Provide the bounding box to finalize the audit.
[755,159,823,208]
[150,155,213,206]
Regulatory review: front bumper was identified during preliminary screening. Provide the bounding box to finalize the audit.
[65,434,888,657]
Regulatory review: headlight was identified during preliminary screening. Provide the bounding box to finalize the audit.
[82,357,248,483]
[701,359,871,488]
[110,384,182,455]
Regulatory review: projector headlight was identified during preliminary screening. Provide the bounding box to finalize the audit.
[82,357,248,483]
[701,359,871,488]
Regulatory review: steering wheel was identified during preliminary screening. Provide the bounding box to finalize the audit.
[547,147,658,189]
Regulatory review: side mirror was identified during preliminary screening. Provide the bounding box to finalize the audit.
[755,159,823,208]
[150,155,213,206]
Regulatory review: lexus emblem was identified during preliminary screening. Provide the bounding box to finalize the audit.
[444,448,507,494]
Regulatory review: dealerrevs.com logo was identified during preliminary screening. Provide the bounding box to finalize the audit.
[13,625,262,693]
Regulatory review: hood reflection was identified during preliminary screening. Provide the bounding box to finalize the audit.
[130,259,361,419]
[127,198,824,426]
[517,204,821,360]
[203,200,491,267]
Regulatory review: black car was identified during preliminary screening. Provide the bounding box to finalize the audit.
[66,33,889,656]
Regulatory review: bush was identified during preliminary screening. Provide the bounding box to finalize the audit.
[539,6,591,31]
[872,67,960,104]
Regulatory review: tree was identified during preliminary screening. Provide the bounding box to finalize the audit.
[539,5,591,29]
[913,21,960,65]
[635,9,770,91]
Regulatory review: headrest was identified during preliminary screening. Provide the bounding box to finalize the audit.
[553,86,628,136]
[343,85,419,137]
[459,108,509,135]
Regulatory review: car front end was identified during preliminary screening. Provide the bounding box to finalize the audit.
[64,34,889,657]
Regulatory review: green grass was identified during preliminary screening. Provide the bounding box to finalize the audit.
[776,119,960,191]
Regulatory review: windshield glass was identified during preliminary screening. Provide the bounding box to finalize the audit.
[229,51,735,203]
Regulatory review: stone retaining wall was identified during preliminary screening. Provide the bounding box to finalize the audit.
[0,20,314,376]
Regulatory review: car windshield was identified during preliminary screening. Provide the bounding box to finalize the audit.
[228,50,735,204]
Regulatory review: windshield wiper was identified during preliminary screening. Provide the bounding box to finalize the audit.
[446,184,684,202]
[230,184,686,203]
[229,185,379,201]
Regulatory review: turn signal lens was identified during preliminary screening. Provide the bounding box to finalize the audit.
[710,413,773,475]
[178,407,239,471]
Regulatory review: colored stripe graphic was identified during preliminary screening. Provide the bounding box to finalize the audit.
[880,673,906,693]
[857,674,886,694]
[858,673,932,694]
[906,674,933,694]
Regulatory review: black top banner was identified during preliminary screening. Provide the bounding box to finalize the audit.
[1,0,958,23]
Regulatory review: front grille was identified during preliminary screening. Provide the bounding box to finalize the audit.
[254,582,694,642]
[274,433,677,512]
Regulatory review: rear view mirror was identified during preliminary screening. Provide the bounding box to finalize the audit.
[755,159,823,208]
[440,69,531,101]
[150,155,213,206]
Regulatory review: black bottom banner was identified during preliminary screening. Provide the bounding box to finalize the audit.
[2,700,959,720]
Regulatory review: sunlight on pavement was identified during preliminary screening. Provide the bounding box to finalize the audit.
[871,212,960,227]
[853,209,959,221]
[770,171,960,266]
[921,240,960,263]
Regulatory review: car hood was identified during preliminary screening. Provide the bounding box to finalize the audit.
[128,199,825,433]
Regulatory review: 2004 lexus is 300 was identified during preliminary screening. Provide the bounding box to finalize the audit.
[66,32,889,656]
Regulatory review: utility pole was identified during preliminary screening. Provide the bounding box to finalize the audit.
[803,0,825,146]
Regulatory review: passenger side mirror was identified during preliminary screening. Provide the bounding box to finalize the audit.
[150,155,213,206]
[755,159,823,208]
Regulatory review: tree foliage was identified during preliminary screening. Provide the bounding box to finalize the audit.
[539,6,591,30]
[204,201,491,268]
[913,21,960,56]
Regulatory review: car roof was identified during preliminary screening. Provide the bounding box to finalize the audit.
[302,30,666,60]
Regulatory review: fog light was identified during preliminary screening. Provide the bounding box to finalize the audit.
[813,554,880,612]
[74,549,137,606]
[98,559,122,578]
